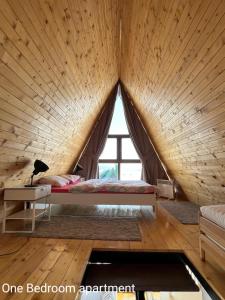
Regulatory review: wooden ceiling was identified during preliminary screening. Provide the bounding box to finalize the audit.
[120,0,225,205]
[0,0,225,205]
[0,0,119,187]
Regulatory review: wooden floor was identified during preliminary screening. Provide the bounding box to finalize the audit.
[0,204,225,300]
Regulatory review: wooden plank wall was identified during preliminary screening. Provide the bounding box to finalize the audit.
[120,0,225,205]
[1,0,225,207]
[0,0,119,188]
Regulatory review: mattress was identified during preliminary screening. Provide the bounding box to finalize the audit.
[51,183,79,193]
[70,179,155,194]
[200,204,225,229]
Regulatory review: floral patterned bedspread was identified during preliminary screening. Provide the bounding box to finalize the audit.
[70,179,155,194]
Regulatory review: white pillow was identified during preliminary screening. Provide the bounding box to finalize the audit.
[38,176,70,187]
[61,174,80,183]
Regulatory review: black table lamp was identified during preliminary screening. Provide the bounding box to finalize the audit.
[25,159,49,187]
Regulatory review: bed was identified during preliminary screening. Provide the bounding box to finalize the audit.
[41,179,156,211]
[199,205,225,271]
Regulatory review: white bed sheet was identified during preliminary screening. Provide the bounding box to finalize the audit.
[70,179,155,194]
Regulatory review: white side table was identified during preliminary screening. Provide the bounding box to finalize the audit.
[2,185,51,233]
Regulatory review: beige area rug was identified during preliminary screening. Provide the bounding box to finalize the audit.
[4,205,155,240]
[158,200,200,224]
[20,216,142,241]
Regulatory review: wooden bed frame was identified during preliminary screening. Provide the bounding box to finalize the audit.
[199,214,225,271]
[39,192,157,212]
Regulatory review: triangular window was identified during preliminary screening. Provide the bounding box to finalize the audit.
[108,88,129,135]
[98,87,142,180]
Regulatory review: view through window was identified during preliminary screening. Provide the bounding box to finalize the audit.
[98,87,142,180]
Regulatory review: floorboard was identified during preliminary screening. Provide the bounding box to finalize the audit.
[0,205,224,300]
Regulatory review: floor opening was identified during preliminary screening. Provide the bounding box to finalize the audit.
[78,250,220,300]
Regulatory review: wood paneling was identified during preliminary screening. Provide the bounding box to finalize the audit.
[1,0,225,206]
[0,0,119,187]
[120,0,225,205]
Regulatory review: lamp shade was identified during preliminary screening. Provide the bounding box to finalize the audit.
[33,160,49,175]
[25,159,49,187]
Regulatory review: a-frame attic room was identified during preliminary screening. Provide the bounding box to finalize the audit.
[0,0,225,299]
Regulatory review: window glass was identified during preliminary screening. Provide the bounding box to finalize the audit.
[122,138,139,160]
[108,88,129,135]
[120,163,142,180]
[98,86,142,181]
[99,163,118,180]
[99,138,117,159]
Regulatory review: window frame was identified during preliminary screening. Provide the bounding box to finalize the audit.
[98,134,141,180]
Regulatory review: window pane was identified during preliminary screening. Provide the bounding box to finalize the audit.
[99,138,117,159]
[120,163,142,180]
[99,163,118,179]
[122,138,139,160]
[108,88,129,135]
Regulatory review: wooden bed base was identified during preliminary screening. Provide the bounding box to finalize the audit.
[199,215,225,271]
[39,192,156,211]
